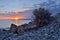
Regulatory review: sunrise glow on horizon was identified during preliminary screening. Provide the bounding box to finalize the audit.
[0,15,24,20]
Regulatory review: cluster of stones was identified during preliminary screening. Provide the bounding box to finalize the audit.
[1,22,60,40]
[10,22,37,35]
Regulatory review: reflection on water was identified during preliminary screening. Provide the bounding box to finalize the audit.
[0,20,31,28]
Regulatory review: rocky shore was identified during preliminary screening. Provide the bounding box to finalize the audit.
[0,14,60,40]
[0,20,60,40]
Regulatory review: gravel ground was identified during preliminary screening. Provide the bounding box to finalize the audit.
[0,22,60,40]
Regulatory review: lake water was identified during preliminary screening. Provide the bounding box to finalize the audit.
[0,20,31,28]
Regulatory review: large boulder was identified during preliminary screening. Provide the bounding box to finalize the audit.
[17,26,24,35]
[10,23,37,35]
[17,24,27,35]
[10,24,17,33]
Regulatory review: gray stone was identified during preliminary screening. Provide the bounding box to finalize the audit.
[10,24,17,33]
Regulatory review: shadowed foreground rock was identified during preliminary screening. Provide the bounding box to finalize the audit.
[10,24,17,33]
[10,23,37,35]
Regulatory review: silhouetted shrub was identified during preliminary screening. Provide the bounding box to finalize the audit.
[33,8,52,27]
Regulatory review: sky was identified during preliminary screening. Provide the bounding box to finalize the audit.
[0,0,60,19]
[0,0,41,19]
[0,0,60,13]
[0,0,42,13]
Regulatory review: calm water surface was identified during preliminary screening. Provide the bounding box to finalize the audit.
[0,20,31,28]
